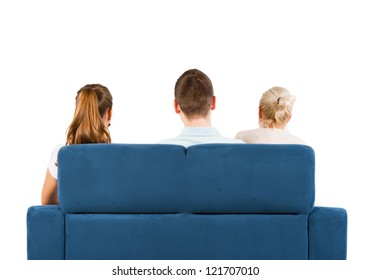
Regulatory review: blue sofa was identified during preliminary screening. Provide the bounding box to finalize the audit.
[27,144,347,260]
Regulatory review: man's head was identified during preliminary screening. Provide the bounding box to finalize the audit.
[174,69,215,120]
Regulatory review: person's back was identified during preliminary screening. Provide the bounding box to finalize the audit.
[235,127,304,144]
[235,86,304,144]
[160,127,243,147]
[158,69,243,147]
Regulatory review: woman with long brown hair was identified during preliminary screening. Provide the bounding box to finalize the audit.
[41,84,113,205]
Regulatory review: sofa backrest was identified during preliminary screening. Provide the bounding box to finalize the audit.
[58,144,315,214]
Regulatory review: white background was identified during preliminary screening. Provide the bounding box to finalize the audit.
[1,0,370,278]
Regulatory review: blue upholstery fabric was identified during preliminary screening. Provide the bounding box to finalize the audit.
[58,144,186,213]
[309,207,348,259]
[27,144,347,260]
[27,206,65,260]
[186,214,308,260]
[187,144,315,214]
[65,214,185,260]
[58,144,314,214]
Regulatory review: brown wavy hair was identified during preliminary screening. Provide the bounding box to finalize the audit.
[66,84,113,144]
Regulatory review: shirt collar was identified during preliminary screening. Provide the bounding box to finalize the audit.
[179,127,221,137]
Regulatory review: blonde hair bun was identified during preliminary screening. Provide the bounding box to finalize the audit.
[259,87,296,128]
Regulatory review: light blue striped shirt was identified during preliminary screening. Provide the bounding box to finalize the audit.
[158,127,244,148]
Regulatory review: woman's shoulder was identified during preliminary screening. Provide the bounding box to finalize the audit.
[47,144,65,180]
[235,128,261,141]
[236,128,264,136]
[284,130,305,144]
[51,143,64,153]
[49,144,65,160]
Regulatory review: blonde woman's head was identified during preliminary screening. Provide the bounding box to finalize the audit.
[259,86,295,129]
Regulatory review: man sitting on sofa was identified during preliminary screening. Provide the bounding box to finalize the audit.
[158,68,243,147]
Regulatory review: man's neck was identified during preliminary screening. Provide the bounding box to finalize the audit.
[182,115,212,127]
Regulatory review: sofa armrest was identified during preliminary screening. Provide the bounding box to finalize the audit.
[308,206,347,260]
[27,205,65,260]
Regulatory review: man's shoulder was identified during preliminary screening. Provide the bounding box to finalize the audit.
[157,137,189,147]
[214,136,245,144]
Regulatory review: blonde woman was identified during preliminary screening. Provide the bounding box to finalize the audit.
[41,84,113,205]
[235,86,304,144]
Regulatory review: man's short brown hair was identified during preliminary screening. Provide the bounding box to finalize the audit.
[175,69,214,118]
